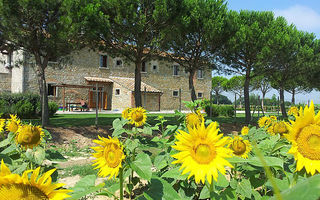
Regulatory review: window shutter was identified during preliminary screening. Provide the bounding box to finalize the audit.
[99,55,103,68]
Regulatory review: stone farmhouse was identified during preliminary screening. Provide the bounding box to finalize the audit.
[0,48,211,111]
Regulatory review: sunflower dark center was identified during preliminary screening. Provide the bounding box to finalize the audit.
[273,122,287,135]
[232,140,246,155]
[132,112,143,122]
[0,183,48,200]
[297,124,320,160]
[17,126,41,146]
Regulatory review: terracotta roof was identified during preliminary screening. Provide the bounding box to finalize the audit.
[109,76,162,93]
[84,77,113,83]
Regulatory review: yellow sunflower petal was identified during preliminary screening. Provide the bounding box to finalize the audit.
[171,121,233,184]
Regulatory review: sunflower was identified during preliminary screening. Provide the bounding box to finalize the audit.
[270,116,277,121]
[186,110,204,128]
[0,119,5,133]
[16,125,44,149]
[273,121,288,136]
[285,101,320,175]
[258,116,271,128]
[6,114,21,133]
[91,136,125,179]
[228,136,252,159]
[0,160,71,200]
[171,121,233,184]
[288,106,299,116]
[241,126,249,136]
[121,107,131,120]
[128,107,147,127]
[267,123,275,135]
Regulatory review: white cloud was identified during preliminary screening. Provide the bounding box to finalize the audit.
[273,5,320,32]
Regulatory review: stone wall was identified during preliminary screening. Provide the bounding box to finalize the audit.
[0,73,11,93]
[111,82,132,111]
[23,48,212,111]
[0,52,12,93]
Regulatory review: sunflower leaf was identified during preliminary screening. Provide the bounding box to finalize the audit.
[236,179,252,199]
[69,174,105,200]
[112,128,126,137]
[140,176,182,200]
[112,118,125,130]
[0,138,10,148]
[161,167,189,180]
[269,174,320,200]
[130,153,152,181]
[248,157,283,168]
[143,126,153,135]
[33,147,45,165]
[154,155,168,170]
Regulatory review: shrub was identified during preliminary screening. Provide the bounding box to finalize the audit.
[14,100,34,119]
[204,104,235,117]
[48,102,59,117]
[218,105,235,117]
[204,104,219,117]
[0,92,40,118]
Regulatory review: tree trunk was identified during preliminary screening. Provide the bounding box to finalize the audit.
[134,60,142,107]
[279,87,287,118]
[291,88,295,105]
[244,70,251,123]
[36,65,49,127]
[188,69,197,101]
[262,91,266,112]
[215,91,219,105]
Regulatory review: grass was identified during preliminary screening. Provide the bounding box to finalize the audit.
[59,164,98,178]
[24,113,180,127]
[23,111,283,127]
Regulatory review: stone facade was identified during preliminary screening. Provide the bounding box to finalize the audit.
[3,48,212,111]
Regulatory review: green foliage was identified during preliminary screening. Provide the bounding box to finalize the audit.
[0,93,40,118]
[69,175,105,200]
[202,99,234,117]
[211,94,232,105]
[48,101,59,117]
[160,0,228,101]
[14,100,34,119]
[212,76,229,102]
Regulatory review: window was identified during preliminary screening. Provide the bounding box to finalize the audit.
[197,69,204,79]
[4,52,12,69]
[142,62,147,73]
[173,65,179,76]
[172,90,179,97]
[198,92,203,98]
[152,65,157,71]
[99,55,108,68]
[115,89,120,96]
[47,84,57,97]
[116,59,122,67]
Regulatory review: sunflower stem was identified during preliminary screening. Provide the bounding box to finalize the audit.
[119,167,124,200]
[290,172,298,188]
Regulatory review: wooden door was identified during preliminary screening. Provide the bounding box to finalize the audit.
[89,91,94,108]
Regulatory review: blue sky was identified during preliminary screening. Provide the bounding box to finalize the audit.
[227,0,320,38]
[219,0,319,104]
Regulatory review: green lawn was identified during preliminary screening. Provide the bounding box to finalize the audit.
[23,111,283,127]
[25,113,180,127]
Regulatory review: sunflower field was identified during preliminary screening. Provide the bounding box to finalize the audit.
[0,102,320,200]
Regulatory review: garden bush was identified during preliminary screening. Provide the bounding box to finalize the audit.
[14,100,34,119]
[48,101,59,117]
[204,104,234,117]
[0,92,40,118]
[218,105,235,117]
